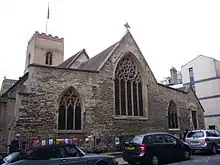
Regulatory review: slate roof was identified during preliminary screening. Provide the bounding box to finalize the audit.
[169,83,188,92]
[79,42,119,71]
[1,79,17,94]
[0,73,29,98]
[176,86,187,92]
[58,49,89,68]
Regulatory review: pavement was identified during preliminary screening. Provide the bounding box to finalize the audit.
[116,151,220,165]
[116,157,128,165]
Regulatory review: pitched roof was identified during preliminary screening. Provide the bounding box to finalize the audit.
[79,42,119,71]
[181,55,220,68]
[188,85,205,112]
[169,84,188,92]
[0,73,29,98]
[58,49,89,68]
[157,83,187,93]
[177,86,187,92]
[79,30,158,83]
[1,79,17,94]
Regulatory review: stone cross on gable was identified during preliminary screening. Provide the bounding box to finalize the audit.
[124,22,131,30]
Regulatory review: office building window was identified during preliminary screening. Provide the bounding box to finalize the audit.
[189,67,195,85]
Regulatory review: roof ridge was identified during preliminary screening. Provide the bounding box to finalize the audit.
[97,42,120,71]
[1,73,29,98]
[92,41,119,59]
[96,30,131,71]
[58,49,84,68]
[78,41,120,71]
[181,54,220,68]
[66,49,84,68]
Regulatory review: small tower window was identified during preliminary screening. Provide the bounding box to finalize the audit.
[45,52,52,65]
[28,53,31,65]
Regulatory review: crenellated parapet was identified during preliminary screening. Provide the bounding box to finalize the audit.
[28,31,64,44]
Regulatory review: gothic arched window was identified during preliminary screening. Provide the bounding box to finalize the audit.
[189,103,198,129]
[58,87,82,130]
[191,110,197,129]
[28,53,31,65]
[168,100,178,129]
[114,55,144,117]
[45,52,52,65]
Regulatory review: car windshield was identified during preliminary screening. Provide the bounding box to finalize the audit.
[25,149,37,157]
[187,131,204,138]
[131,135,144,144]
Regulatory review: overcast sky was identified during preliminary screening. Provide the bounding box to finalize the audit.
[1,0,220,85]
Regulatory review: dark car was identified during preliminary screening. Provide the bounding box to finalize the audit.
[1,144,118,165]
[122,132,191,165]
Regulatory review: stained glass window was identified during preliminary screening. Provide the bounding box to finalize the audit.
[114,55,144,117]
[58,87,81,130]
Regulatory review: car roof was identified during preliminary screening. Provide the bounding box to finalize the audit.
[188,130,204,132]
[135,132,173,137]
[188,129,217,132]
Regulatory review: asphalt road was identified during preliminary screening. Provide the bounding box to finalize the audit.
[117,152,220,165]
[167,152,220,165]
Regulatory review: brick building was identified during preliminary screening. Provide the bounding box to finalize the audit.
[0,30,204,153]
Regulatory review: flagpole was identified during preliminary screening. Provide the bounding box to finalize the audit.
[46,2,49,34]
[46,20,48,34]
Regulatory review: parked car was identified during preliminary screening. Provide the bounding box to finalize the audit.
[0,152,7,164]
[1,152,21,165]
[1,144,118,165]
[122,132,191,165]
[185,129,220,154]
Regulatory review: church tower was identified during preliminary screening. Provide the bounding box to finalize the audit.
[24,31,64,72]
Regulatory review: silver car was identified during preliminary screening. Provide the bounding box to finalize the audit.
[185,129,220,154]
[1,144,118,165]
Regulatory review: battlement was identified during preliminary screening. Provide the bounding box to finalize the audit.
[28,31,64,44]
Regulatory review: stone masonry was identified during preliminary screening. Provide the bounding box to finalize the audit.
[0,30,205,153]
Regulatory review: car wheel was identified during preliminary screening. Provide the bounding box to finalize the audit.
[183,150,191,160]
[151,155,160,165]
[127,162,134,165]
[211,145,217,155]
[96,160,108,165]
[192,150,196,155]
[128,162,136,165]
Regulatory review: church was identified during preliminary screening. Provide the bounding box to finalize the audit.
[0,29,204,152]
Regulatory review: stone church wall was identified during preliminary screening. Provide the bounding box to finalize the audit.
[186,88,205,128]
[90,32,205,139]
[5,31,205,152]
[0,77,30,153]
[13,65,101,140]
[0,101,7,153]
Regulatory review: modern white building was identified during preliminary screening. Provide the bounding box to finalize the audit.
[181,55,220,130]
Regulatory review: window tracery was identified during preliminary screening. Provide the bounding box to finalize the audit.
[58,87,81,130]
[114,55,144,117]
